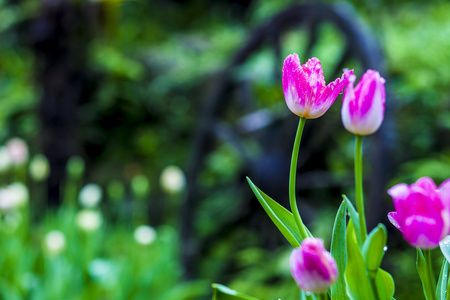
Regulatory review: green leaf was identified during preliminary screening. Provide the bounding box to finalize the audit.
[417,248,436,300]
[447,268,450,300]
[342,195,362,248]
[300,290,317,300]
[211,284,260,300]
[436,259,449,300]
[440,235,450,263]
[345,221,375,300]
[362,224,388,276]
[374,269,395,300]
[247,177,302,247]
[0,278,22,300]
[330,201,349,300]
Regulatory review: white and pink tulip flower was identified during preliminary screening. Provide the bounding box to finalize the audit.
[283,54,352,119]
[341,70,386,135]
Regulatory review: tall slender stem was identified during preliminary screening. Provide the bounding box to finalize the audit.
[355,135,367,242]
[316,292,328,300]
[289,117,309,240]
[424,249,437,300]
[370,276,380,300]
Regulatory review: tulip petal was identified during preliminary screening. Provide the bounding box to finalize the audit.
[341,69,385,135]
[283,54,304,116]
[282,54,351,119]
[387,212,402,231]
[290,237,337,293]
[403,215,443,248]
[387,177,450,249]
[309,69,353,119]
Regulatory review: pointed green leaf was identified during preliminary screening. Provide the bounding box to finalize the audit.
[417,249,436,300]
[374,269,395,300]
[362,224,387,275]
[212,284,260,300]
[300,291,307,300]
[300,290,317,300]
[436,259,449,300]
[342,195,362,248]
[330,201,349,300]
[345,221,375,300]
[447,267,450,300]
[247,177,302,247]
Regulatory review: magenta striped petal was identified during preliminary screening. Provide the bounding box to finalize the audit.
[282,54,352,119]
[387,177,450,249]
[290,237,338,293]
[341,70,385,135]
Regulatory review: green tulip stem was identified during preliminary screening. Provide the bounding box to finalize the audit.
[289,117,309,240]
[424,249,437,300]
[355,134,367,242]
[370,277,380,300]
[317,292,328,300]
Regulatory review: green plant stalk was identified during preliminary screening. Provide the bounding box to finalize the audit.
[424,249,437,300]
[317,292,327,300]
[369,276,380,300]
[354,135,367,242]
[289,117,309,240]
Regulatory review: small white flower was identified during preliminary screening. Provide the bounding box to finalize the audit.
[29,154,50,181]
[76,209,103,232]
[6,138,28,165]
[79,183,103,208]
[8,182,29,207]
[160,165,186,195]
[44,230,66,256]
[134,225,157,245]
[0,183,29,211]
[0,188,15,211]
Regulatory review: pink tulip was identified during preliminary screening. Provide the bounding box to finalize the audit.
[341,70,386,135]
[290,237,338,293]
[387,177,450,249]
[282,54,352,119]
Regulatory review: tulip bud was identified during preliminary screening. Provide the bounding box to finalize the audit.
[290,237,338,293]
[283,53,352,119]
[387,177,450,249]
[341,70,386,135]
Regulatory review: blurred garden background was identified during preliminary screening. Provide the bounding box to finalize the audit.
[0,0,449,299]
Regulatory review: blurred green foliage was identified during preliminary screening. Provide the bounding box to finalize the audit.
[0,146,205,299]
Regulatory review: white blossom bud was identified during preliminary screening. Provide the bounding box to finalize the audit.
[134,225,157,245]
[160,165,186,195]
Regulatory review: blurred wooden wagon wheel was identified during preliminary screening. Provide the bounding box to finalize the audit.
[181,2,392,279]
